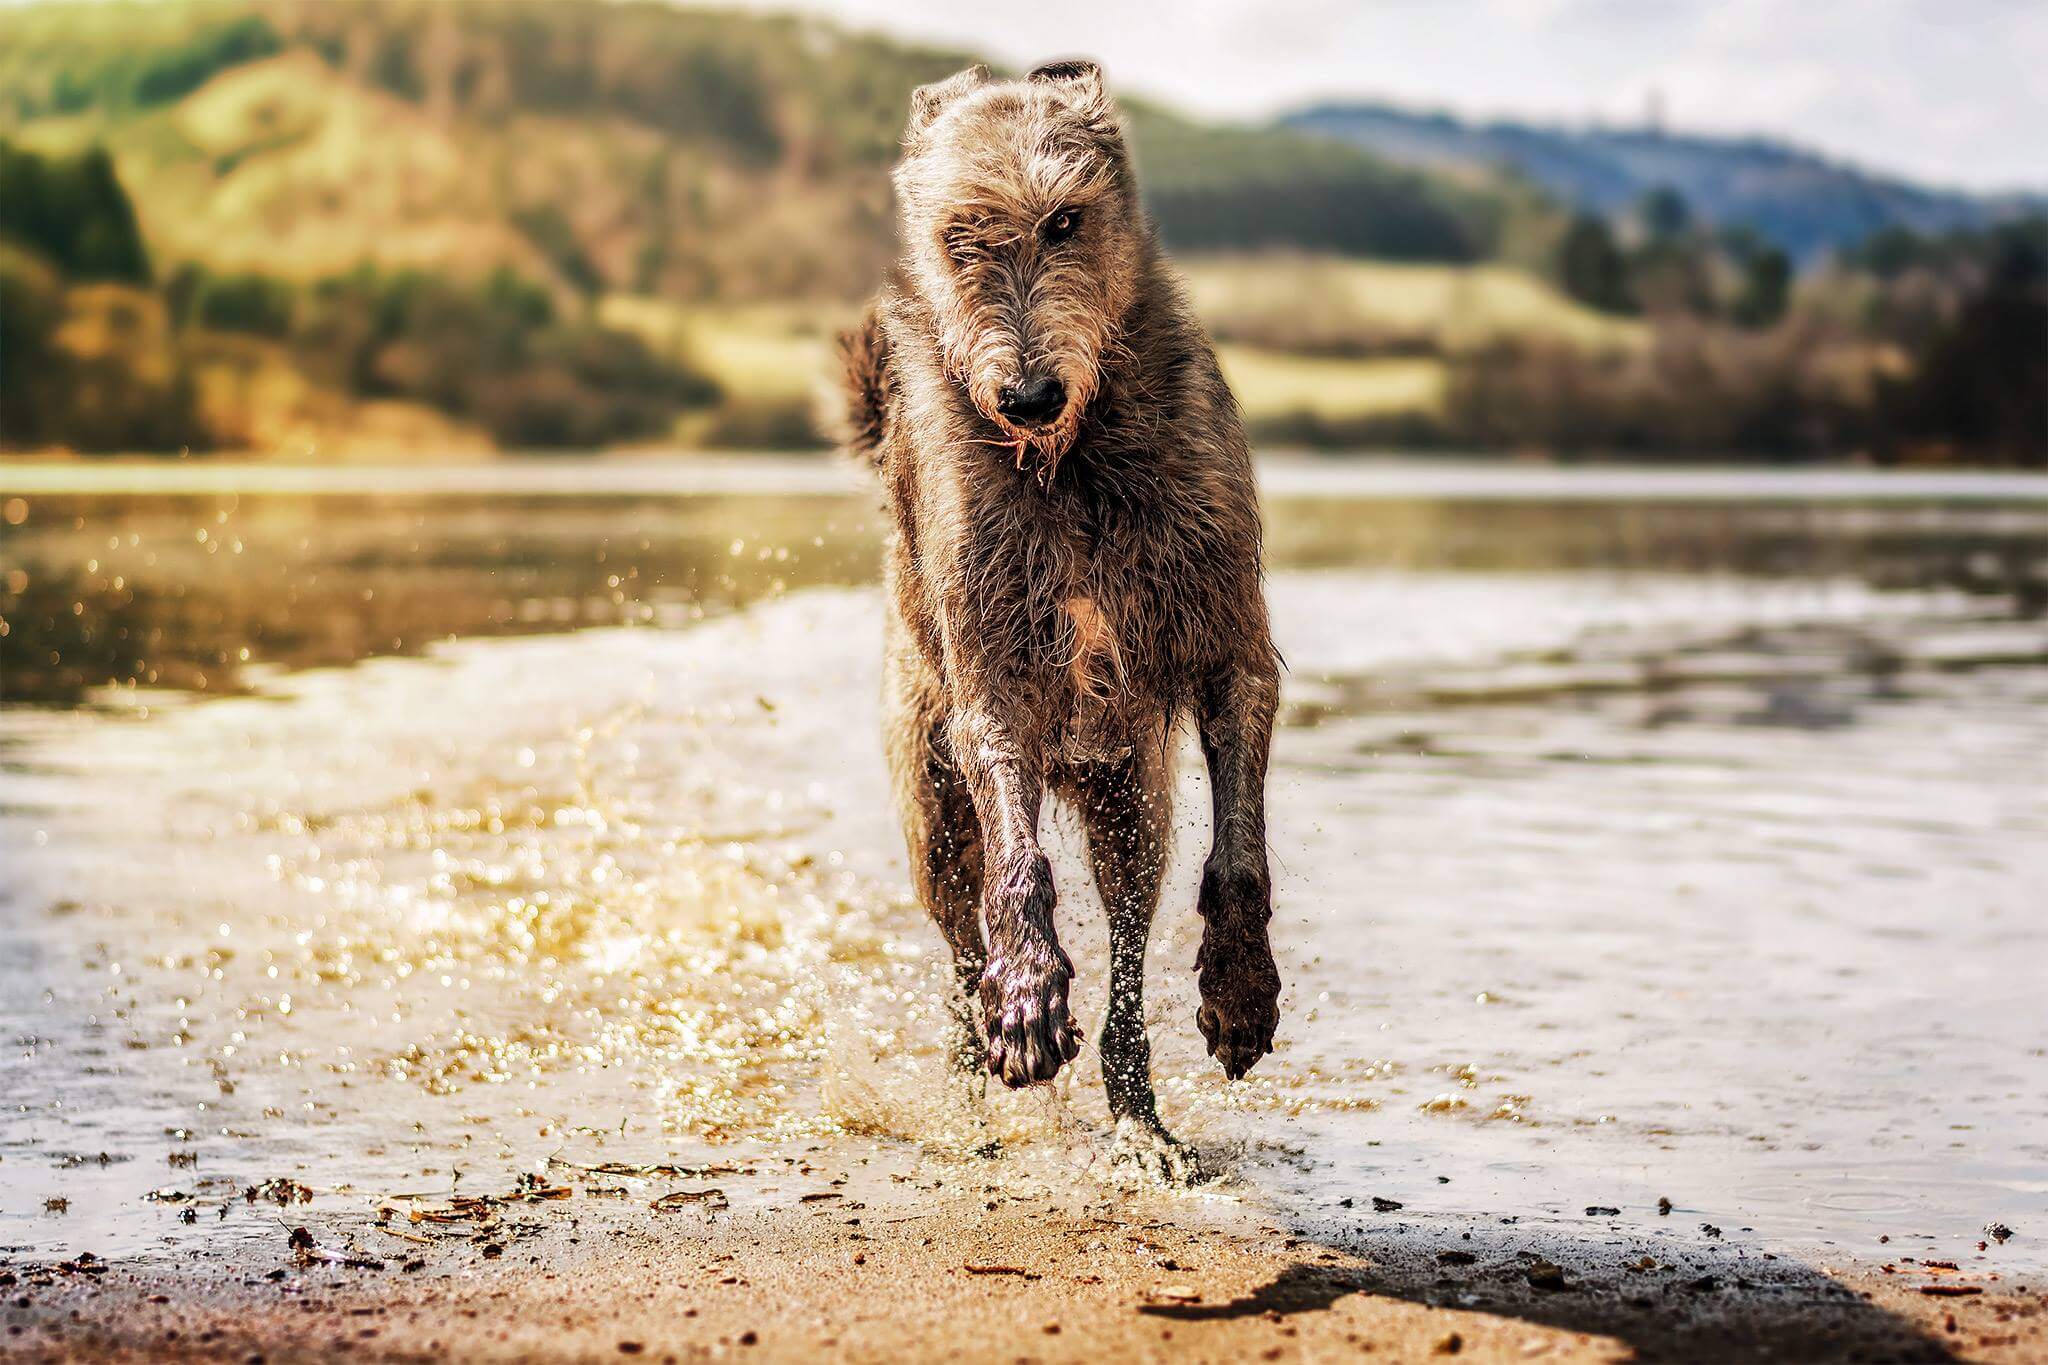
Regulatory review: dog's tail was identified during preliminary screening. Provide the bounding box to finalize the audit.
[832,298,892,470]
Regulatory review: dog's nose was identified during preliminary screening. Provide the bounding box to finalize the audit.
[996,375,1066,425]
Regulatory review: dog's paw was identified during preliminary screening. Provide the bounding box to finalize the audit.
[1195,939,1280,1080]
[1108,1115,1204,1187]
[1195,863,1281,1080]
[979,942,1081,1088]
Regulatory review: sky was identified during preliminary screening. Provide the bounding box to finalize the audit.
[730,0,2048,194]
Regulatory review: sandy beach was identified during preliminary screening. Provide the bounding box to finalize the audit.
[5,1177,2041,1363]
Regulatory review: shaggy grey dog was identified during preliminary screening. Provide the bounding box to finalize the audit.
[840,59,1280,1177]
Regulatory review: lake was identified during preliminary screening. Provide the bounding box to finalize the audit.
[2,456,2045,1277]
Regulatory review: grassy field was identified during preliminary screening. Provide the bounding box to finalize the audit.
[1216,347,1448,423]
[595,254,1625,443]
[1179,253,1647,356]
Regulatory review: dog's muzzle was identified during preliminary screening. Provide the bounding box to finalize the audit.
[996,375,1066,426]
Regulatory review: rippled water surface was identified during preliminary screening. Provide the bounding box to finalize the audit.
[3,460,2045,1271]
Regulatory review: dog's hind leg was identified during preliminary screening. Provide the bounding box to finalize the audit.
[1069,736,1200,1183]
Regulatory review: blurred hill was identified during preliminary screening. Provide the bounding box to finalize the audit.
[1283,102,2046,266]
[0,0,2040,465]
[0,0,1500,300]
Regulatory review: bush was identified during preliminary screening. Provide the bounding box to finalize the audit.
[166,263,296,337]
[1444,323,1877,459]
[293,265,719,448]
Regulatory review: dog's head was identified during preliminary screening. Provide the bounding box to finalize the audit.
[892,61,1142,469]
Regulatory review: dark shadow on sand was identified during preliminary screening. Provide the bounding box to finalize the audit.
[1143,1215,1962,1362]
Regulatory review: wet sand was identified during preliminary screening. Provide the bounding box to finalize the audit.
[5,1184,2041,1363]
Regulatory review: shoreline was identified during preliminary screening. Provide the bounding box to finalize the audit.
[3,452,2048,502]
[5,1178,2039,1363]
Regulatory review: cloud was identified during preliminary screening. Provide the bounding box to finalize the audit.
[733,0,2046,191]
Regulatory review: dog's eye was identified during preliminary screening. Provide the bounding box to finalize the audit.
[1042,209,1080,244]
[944,225,982,266]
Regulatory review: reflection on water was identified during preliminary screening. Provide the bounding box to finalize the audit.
[1,492,880,704]
[5,481,2044,703]
[1,464,2045,1275]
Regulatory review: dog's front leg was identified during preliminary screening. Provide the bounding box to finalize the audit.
[1194,660,1283,1079]
[947,705,1080,1087]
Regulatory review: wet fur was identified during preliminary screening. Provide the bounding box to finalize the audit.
[843,61,1282,1146]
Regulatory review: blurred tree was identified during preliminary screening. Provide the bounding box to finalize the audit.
[0,142,151,283]
[1881,218,2048,467]
[1557,214,1634,314]
[1638,186,1693,242]
[1732,243,1792,328]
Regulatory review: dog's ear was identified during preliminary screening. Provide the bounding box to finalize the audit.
[905,65,990,143]
[1028,58,1111,119]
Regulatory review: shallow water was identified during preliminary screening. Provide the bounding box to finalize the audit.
[3,461,2045,1273]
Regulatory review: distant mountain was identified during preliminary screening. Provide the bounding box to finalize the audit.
[1282,102,2044,264]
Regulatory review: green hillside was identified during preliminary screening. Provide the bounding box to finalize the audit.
[0,0,1503,303]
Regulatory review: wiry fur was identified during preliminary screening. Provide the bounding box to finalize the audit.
[843,61,1283,1172]
[838,297,893,467]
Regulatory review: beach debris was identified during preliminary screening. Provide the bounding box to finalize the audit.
[1656,1197,1673,1215]
[287,1225,382,1270]
[245,1178,313,1205]
[1984,1221,2014,1244]
[547,1155,742,1181]
[650,1188,729,1212]
[1372,1197,1404,1212]
[141,1188,190,1204]
[1435,1331,1464,1354]
[1524,1259,1569,1291]
[1584,1206,1620,1217]
[376,1176,577,1228]
[617,1343,645,1355]
[1919,1284,1984,1297]
[963,1263,1034,1277]
[1148,1284,1201,1303]
[512,1172,574,1201]
[1699,1222,1722,1239]
[374,1223,434,1246]
[43,1197,71,1214]
[1437,1249,1477,1266]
